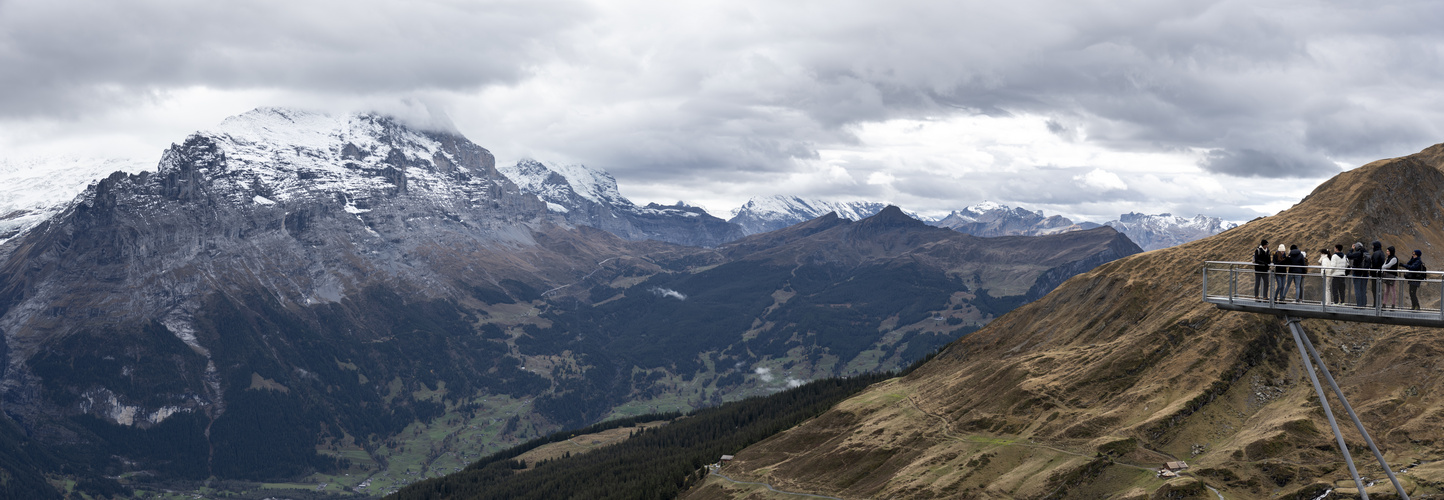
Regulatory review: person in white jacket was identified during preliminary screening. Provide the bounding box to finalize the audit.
[1321,246,1347,304]
[1328,244,1348,304]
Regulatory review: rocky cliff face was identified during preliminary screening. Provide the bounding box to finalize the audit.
[695,143,1444,500]
[0,108,634,482]
[499,159,744,247]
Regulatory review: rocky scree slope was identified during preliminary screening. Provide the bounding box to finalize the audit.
[500,158,744,247]
[694,143,1444,500]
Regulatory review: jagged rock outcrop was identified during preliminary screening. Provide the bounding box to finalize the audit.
[499,159,744,247]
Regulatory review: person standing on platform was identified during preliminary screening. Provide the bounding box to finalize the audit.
[1287,245,1307,302]
[1348,242,1368,307]
[1382,246,1400,308]
[1329,245,1347,304]
[1404,249,1426,310]
[1253,239,1271,300]
[1273,244,1291,302]
[1321,247,1343,304]
[1371,241,1386,306]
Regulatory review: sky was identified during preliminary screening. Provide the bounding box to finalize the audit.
[2,0,1443,223]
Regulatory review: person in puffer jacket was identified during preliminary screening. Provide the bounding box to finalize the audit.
[1328,244,1348,304]
[1347,242,1368,307]
[1253,239,1271,300]
[1404,249,1426,310]
[1287,245,1307,302]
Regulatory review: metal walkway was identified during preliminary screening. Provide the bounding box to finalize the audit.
[1203,261,1444,327]
[1203,261,1421,499]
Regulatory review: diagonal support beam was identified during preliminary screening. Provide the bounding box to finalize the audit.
[1288,317,1410,499]
[1286,316,1371,499]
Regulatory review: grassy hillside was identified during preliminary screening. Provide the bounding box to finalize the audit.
[691,144,1444,499]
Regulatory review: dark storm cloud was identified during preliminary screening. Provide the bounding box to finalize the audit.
[0,0,590,117]
[529,0,1444,182]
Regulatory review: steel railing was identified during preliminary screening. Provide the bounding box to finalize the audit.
[1201,261,1444,325]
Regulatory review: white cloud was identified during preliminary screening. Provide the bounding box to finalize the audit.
[1074,168,1128,191]
[753,366,774,382]
[650,287,687,300]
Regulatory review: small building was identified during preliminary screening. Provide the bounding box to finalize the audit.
[720,455,734,462]
[1164,461,1189,471]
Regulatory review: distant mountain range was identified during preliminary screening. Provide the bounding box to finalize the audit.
[3,157,1234,253]
[0,108,1141,498]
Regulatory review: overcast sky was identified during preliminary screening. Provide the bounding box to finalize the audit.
[2,0,1442,222]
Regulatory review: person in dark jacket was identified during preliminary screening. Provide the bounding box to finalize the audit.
[1370,241,1386,306]
[1404,249,1426,310]
[1287,245,1307,302]
[1253,239,1271,299]
[1272,244,1291,302]
[1348,242,1368,307]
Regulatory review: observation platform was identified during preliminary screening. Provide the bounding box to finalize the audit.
[1202,261,1444,327]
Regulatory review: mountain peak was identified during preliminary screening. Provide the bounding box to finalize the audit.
[853,205,926,232]
[729,196,897,235]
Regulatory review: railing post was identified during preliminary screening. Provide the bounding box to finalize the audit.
[1228,265,1236,305]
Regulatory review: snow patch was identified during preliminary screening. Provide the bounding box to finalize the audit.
[252,195,276,205]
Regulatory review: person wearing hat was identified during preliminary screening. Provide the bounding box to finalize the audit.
[1252,239,1271,300]
[1404,249,1427,310]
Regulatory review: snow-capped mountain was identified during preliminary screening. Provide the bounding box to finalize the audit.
[928,201,1092,237]
[927,202,1236,250]
[499,158,743,247]
[1104,212,1239,251]
[728,196,894,235]
[0,156,150,245]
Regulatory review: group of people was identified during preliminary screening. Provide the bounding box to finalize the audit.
[1251,238,1429,310]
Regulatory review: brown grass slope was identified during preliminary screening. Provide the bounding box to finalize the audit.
[689,143,1444,500]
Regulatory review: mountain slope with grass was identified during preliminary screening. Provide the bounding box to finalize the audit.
[689,143,1444,499]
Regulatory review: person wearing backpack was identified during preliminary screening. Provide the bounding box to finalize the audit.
[1404,249,1427,310]
[1272,244,1291,302]
[1252,239,1271,300]
[1347,242,1368,307]
[1287,245,1307,302]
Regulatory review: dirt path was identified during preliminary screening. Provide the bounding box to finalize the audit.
[709,470,847,500]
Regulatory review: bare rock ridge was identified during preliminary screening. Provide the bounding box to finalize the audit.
[695,143,1444,499]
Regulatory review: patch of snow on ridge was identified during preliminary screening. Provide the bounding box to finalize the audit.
[0,156,151,244]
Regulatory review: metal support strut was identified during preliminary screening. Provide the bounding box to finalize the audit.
[1285,316,1409,499]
